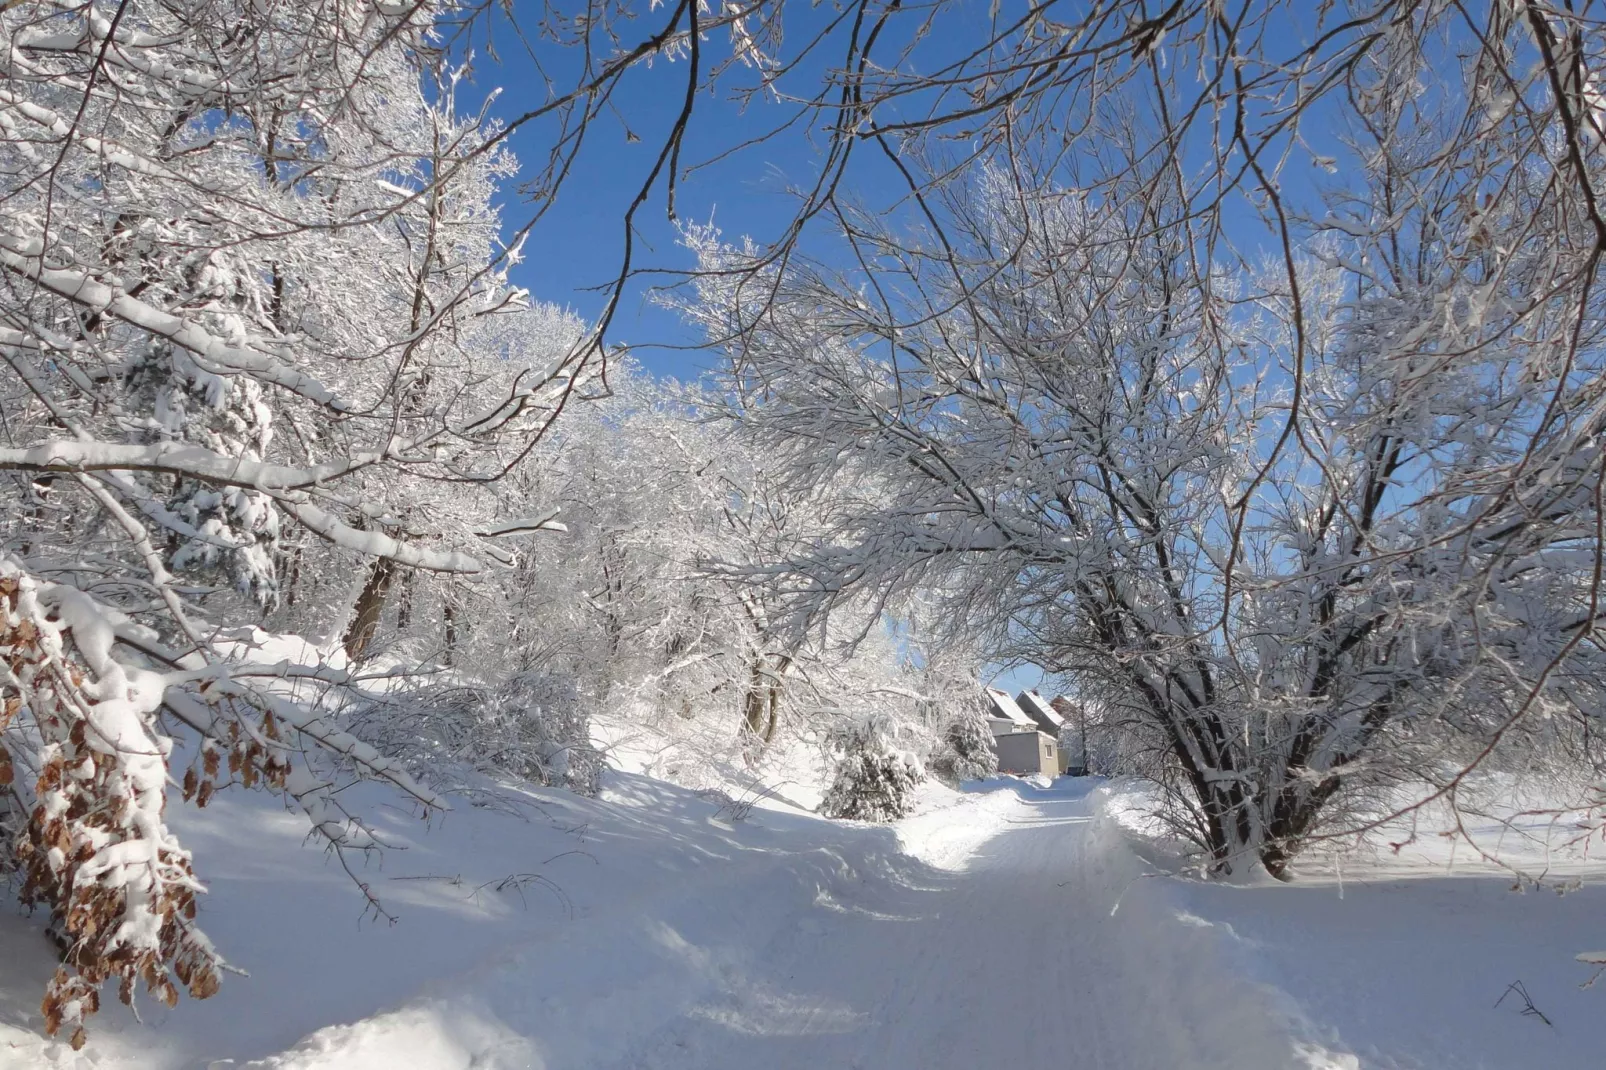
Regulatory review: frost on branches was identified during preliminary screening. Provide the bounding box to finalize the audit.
[356,670,604,798]
[819,713,924,823]
[679,5,1606,876]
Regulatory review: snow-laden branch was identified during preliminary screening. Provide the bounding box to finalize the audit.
[0,439,380,491]
[284,502,482,573]
[0,442,488,572]
[0,90,219,190]
[0,234,346,408]
[476,507,567,537]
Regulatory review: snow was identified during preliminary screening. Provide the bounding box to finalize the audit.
[1172,870,1606,1068]
[3,764,1604,1068]
[893,780,1019,870]
[981,687,1036,729]
[1013,689,1065,732]
[1100,779,1606,1069]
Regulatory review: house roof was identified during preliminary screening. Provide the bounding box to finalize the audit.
[983,688,1037,728]
[1015,691,1065,733]
[1049,696,1081,719]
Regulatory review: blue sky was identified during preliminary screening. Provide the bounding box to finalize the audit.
[464,1,1353,368]
[465,11,841,381]
[456,2,1356,702]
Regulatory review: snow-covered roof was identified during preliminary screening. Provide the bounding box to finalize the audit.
[983,688,1037,728]
[1015,691,1065,733]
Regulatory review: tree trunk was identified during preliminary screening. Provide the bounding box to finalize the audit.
[1150,696,1256,875]
[742,659,769,738]
[281,543,302,611]
[394,570,415,633]
[1259,771,1345,879]
[742,653,790,744]
[341,556,397,661]
[762,654,790,743]
[1076,703,1089,774]
[443,598,458,667]
[337,149,442,665]
[1196,780,1255,875]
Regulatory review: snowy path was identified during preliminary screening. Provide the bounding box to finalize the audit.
[602,781,1302,1070]
[3,776,1327,1070]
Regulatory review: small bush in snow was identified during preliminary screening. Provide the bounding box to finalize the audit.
[367,671,602,796]
[931,709,999,786]
[494,672,603,796]
[819,713,924,822]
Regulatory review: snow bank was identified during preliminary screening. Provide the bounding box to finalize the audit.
[892,778,1023,870]
[1096,778,1606,1068]
[590,711,832,814]
[0,761,1008,1068]
[16,758,1591,1070]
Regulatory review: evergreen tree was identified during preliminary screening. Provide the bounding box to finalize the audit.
[933,708,998,786]
[820,713,924,823]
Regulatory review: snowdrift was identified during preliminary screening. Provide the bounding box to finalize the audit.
[0,766,1023,1069]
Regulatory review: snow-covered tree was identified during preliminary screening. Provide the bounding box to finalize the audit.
[932,705,998,786]
[443,369,757,740]
[340,360,954,795]
[0,0,592,1042]
[678,68,1606,875]
[819,712,924,823]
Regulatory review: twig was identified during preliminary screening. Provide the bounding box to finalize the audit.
[1494,980,1552,1027]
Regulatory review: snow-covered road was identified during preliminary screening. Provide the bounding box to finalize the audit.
[602,779,1306,1070]
[3,775,1340,1069]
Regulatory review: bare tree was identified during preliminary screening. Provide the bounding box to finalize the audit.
[674,0,1606,872]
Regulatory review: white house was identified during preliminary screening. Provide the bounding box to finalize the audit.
[1016,690,1074,775]
[982,688,1060,777]
[1014,691,1065,734]
[984,687,1037,732]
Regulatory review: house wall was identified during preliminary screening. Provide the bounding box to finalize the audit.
[1045,735,1066,776]
[994,731,1059,777]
